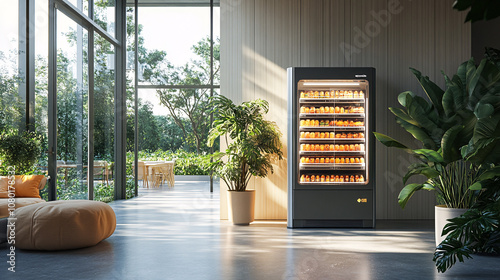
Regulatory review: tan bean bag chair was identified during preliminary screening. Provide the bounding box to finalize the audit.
[14,200,116,250]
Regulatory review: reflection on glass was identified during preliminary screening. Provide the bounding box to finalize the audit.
[0,2,22,134]
[94,0,115,36]
[66,0,89,15]
[35,1,50,200]
[93,32,115,202]
[56,12,89,200]
[126,6,136,197]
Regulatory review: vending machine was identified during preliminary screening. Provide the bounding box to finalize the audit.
[287,67,375,228]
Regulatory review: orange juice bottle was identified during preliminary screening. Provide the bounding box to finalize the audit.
[325,91,330,98]
[300,175,305,182]
[314,120,320,127]
[359,175,364,182]
[315,144,320,151]
[330,144,334,150]
[300,91,305,98]
[306,175,311,182]
[319,91,324,98]
[321,175,325,182]
[315,158,320,163]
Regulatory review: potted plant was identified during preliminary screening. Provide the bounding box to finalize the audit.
[207,95,283,225]
[374,52,500,246]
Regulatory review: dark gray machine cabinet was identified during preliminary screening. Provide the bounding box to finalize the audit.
[287,67,376,228]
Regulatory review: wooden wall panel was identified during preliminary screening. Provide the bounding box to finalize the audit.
[220,0,471,220]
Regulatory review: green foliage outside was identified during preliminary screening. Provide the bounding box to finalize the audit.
[0,4,219,202]
[134,150,212,175]
[0,130,42,175]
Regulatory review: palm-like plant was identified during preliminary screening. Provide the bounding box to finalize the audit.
[207,95,283,191]
[374,51,500,209]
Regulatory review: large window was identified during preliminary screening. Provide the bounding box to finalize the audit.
[1,0,220,199]
[0,2,23,133]
[136,4,220,168]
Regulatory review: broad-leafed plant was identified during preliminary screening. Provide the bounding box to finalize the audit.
[374,50,500,209]
[207,95,283,191]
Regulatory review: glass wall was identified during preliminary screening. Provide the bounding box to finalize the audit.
[35,0,50,200]
[56,11,89,200]
[136,4,220,174]
[93,32,115,201]
[0,1,23,133]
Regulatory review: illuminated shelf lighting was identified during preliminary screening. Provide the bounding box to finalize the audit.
[302,82,361,86]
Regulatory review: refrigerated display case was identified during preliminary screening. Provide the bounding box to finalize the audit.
[287,67,375,228]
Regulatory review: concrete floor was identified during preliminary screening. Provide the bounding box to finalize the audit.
[2,180,500,280]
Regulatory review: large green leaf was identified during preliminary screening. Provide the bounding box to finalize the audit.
[474,103,494,119]
[413,149,444,163]
[410,68,445,116]
[394,116,437,149]
[441,125,464,163]
[477,166,500,181]
[468,59,500,105]
[373,132,408,149]
[398,91,413,107]
[455,61,468,88]
[403,163,440,184]
[398,183,434,208]
[442,82,466,116]
[406,95,440,132]
[389,107,418,126]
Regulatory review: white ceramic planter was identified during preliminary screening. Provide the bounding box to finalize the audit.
[227,190,255,225]
[435,205,468,246]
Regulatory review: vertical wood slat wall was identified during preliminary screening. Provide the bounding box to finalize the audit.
[220,0,470,220]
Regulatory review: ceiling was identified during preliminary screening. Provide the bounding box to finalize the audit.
[126,0,220,6]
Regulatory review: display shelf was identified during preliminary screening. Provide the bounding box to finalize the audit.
[299,113,365,118]
[299,98,365,103]
[299,138,365,142]
[299,151,365,155]
[299,126,365,131]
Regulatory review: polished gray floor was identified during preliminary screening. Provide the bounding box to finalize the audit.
[2,180,499,280]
